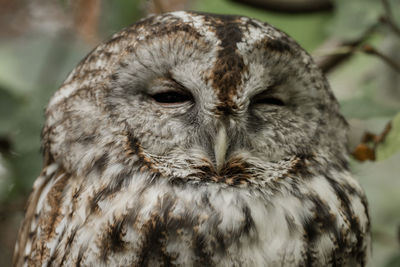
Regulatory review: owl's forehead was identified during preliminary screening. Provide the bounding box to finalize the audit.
[130,11,300,113]
[50,11,309,110]
[151,11,286,43]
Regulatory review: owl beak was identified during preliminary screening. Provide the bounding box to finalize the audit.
[214,123,228,172]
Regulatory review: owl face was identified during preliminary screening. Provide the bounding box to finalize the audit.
[45,11,347,183]
[103,12,345,180]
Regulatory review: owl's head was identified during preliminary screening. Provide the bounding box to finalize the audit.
[43,11,348,184]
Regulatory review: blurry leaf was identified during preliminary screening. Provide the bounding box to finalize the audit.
[377,112,400,160]
[328,0,382,41]
[347,117,391,151]
[352,123,392,161]
[0,34,90,199]
[9,149,42,195]
[352,143,375,161]
[0,154,12,201]
[0,85,20,135]
[351,122,391,161]
[340,96,398,119]
[0,38,62,94]
[385,253,400,267]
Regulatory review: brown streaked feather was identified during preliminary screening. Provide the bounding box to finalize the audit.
[13,163,65,266]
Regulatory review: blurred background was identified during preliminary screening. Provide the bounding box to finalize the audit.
[0,0,399,266]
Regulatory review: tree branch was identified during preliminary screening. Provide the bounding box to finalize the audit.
[231,0,333,14]
[362,44,400,73]
[380,0,400,37]
[313,24,377,73]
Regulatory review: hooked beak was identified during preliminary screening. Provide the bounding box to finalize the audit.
[214,123,228,173]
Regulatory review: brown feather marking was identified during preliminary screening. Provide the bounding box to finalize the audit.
[288,155,314,179]
[27,170,70,265]
[89,172,129,215]
[302,193,340,266]
[325,175,368,265]
[99,217,128,262]
[204,15,247,115]
[43,170,69,240]
[13,165,60,266]
[136,199,177,266]
[125,131,161,175]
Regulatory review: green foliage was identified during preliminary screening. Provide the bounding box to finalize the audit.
[0,86,20,136]
[385,254,400,267]
[328,0,383,40]
[328,0,400,40]
[340,96,399,119]
[0,36,92,197]
[101,0,144,36]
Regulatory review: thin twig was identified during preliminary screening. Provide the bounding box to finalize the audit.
[313,23,377,73]
[352,121,392,162]
[381,0,393,20]
[380,0,400,37]
[313,45,355,57]
[362,44,400,73]
[380,16,400,37]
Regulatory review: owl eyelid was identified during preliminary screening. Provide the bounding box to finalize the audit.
[251,90,285,106]
[148,75,194,106]
[253,96,285,106]
[150,90,194,105]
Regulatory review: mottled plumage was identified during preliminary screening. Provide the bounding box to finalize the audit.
[14,11,370,266]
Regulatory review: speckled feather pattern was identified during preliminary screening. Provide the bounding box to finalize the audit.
[14,11,370,266]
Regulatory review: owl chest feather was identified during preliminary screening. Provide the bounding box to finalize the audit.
[21,163,369,267]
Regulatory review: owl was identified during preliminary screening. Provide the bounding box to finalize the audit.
[14,11,370,266]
